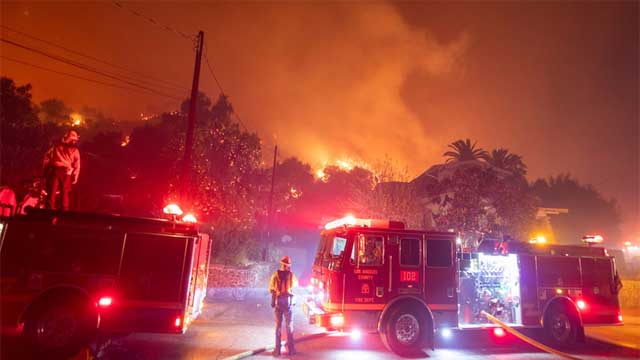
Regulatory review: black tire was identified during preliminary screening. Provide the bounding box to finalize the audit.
[22,294,98,359]
[381,305,431,357]
[544,303,580,347]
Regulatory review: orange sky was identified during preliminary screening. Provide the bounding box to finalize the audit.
[1,2,638,240]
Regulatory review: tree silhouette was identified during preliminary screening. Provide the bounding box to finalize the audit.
[444,139,488,162]
[39,98,71,126]
[1,77,62,188]
[426,165,538,239]
[531,174,621,244]
[486,148,527,176]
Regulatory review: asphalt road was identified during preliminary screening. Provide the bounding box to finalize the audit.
[2,291,638,360]
[250,329,639,360]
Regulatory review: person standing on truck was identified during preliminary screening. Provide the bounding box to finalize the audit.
[269,255,298,356]
[43,130,81,211]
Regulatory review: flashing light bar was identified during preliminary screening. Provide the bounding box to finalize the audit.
[324,215,357,230]
[582,234,604,244]
[323,216,405,230]
[182,213,197,223]
[529,235,547,245]
[163,203,183,216]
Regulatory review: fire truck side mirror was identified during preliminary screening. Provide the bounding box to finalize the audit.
[356,234,365,269]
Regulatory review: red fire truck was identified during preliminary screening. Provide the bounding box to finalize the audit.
[0,207,212,359]
[303,216,623,357]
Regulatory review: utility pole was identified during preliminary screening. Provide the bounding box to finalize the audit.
[266,145,278,240]
[180,30,204,203]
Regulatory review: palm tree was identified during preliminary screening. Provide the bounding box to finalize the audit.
[443,139,488,163]
[486,148,527,176]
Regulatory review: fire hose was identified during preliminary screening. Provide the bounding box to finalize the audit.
[481,311,582,360]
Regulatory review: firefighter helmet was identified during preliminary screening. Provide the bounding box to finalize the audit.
[280,256,292,266]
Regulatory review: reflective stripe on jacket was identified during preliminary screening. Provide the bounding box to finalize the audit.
[269,270,297,297]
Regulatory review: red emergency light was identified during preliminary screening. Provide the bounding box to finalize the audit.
[576,299,586,310]
[182,214,197,223]
[324,216,405,230]
[493,328,506,338]
[581,234,603,245]
[330,314,345,328]
[163,203,183,216]
[98,296,113,308]
[174,316,182,328]
[324,215,357,230]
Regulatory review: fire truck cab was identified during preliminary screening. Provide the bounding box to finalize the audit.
[0,208,212,359]
[303,217,622,357]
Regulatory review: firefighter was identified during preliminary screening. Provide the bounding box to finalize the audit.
[269,256,297,356]
[0,185,17,216]
[43,130,80,211]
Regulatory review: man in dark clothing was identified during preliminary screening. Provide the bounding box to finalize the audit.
[43,130,81,210]
[269,256,298,356]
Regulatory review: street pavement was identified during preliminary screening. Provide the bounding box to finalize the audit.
[2,291,638,360]
[99,293,638,360]
[249,330,639,360]
[97,289,323,360]
[585,308,640,351]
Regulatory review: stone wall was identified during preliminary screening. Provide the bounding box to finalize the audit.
[207,263,274,288]
[206,263,274,301]
[620,280,640,308]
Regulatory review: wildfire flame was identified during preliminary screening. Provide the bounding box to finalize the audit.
[70,113,83,127]
[314,158,370,180]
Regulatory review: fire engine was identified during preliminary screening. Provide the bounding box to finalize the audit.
[303,216,623,357]
[0,207,212,359]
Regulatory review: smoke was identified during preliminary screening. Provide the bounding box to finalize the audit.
[205,3,469,173]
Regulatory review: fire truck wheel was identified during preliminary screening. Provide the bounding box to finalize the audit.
[544,303,579,347]
[22,294,98,359]
[382,306,431,357]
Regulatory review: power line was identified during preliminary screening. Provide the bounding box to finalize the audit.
[108,3,250,132]
[0,24,188,91]
[0,55,179,100]
[203,42,248,131]
[1,38,184,100]
[111,1,195,42]
[203,43,225,96]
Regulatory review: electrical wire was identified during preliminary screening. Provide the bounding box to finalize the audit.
[0,24,188,91]
[112,1,195,41]
[1,38,184,100]
[107,2,250,132]
[0,55,180,100]
[203,43,225,97]
[203,42,248,131]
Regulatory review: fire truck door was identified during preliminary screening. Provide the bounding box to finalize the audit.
[580,257,617,323]
[348,233,389,306]
[396,235,423,295]
[424,234,456,308]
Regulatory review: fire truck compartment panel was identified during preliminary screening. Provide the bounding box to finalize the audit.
[458,253,523,328]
